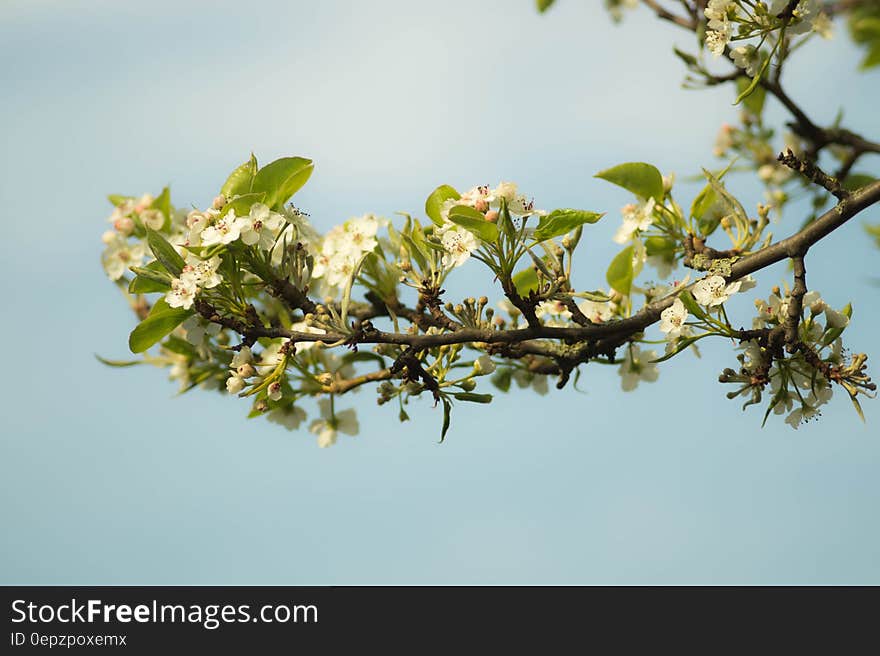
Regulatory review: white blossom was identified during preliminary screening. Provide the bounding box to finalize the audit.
[692,275,742,307]
[618,345,659,391]
[183,254,222,289]
[239,203,285,250]
[181,315,221,345]
[101,236,146,281]
[577,297,615,323]
[266,405,307,430]
[824,305,849,329]
[535,300,572,327]
[309,399,359,448]
[165,275,198,310]
[473,355,496,376]
[439,224,479,269]
[613,198,656,244]
[731,45,760,77]
[659,298,688,339]
[199,210,249,246]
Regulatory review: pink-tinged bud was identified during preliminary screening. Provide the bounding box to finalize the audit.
[114,217,135,234]
[474,199,489,213]
[237,363,255,378]
[212,195,227,210]
[484,210,499,223]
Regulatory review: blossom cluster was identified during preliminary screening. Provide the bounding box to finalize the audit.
[311,214,380,288]
[704,1,832,59]
[437,182,545,269]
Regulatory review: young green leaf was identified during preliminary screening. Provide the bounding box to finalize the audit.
[733,50,772,106]
[491,369,512,392]
[536,0,555,13]
[440,397,452,443]
[220,192,266,219]
[532,209,604,242]
[425,184,460,226]
[151,186,172,230]
[452,392,493,403]
[94,354,143,368]
[251,157,314,210]
[606,245,634,296]
[650,332,721,363]
[447,205,499,242]
[146,228,185,276]
[128,275,171,294]
[595,162,664,201]
[129,300,194,353]
[512,267,539,296]
[220,154,258,198]
[107,194,134,206]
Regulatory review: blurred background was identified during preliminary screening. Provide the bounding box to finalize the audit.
[1,0,878,584]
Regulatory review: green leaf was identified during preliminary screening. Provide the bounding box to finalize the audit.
[843,173,876,191]
[440,397,452,443]
[447,205,499,242]
[250,156,314,210]
[129,275,170,293]
[151,186,172,230]
[678,290,708,321]
[108,194,133,206]
[736,76,766,115]
[733,51,772,106]
[402,233,428,272]
[701,167,748,225]
[491,369,512,392]
[650,332,721,363]
[861,43,880,69]
[595,162,664,201]
[129,299,194,353]
[532,209,604,242]
[606,245,634,296]
[536,0,555,12]
[221,192,266,219]
[691,185,723,236]
[673,46,698,68]
[425,184,460,226]
[162,335,198,358]
[95,354,143,368]
[453,392,493,403]
[146,228,185,276]
[221,154,258,198]
[644,235,676,257]
[512,267,539,296]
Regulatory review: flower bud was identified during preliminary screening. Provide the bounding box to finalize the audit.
[114,217,135,234]
[212,195,227,210]
[226,375,245,394]
[459,379,477,391]
[237,363,255,378]
[474,199,489,213]
[101,230,118,244]
[484,210,499,223]
[316,372,333,386]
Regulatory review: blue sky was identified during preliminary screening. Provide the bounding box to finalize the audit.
[1,0,878,584]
